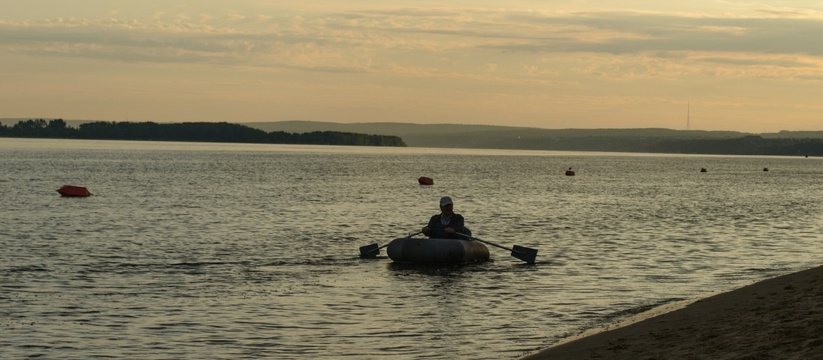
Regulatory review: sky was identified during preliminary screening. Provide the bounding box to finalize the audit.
[2,1,823,133]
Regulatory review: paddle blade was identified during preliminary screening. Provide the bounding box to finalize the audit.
[512,245,537,264]
[359,244,379,258]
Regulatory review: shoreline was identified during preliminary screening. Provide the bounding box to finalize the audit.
[520,264,823,359]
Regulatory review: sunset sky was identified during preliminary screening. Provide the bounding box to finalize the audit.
[2,1,822,132]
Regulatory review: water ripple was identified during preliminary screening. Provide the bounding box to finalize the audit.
[3,144,823,359]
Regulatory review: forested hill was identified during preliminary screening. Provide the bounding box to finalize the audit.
[0,119,407,147]
[245,121,823,156]
[4,118,823,155]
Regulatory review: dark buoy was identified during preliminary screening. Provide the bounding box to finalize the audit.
[700,168,707,173]
[418,176,434,185]
[57,185,92,197]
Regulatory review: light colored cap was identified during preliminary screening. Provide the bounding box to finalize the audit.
[440,196,453,206]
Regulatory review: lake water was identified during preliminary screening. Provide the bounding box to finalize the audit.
[2,138,823,359]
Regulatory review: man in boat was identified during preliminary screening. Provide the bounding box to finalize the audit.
[422,196,471,239]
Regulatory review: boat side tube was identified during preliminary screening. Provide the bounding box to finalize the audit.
[386,237,490,264]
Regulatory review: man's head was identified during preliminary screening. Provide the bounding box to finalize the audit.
[439,196,454,214]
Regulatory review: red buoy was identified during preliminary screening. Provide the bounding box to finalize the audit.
[57,185,92,197]
[418,176,434,185]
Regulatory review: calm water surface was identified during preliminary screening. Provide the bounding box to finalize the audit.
[2,138,823,359]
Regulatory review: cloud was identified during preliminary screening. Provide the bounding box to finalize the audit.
[480,11,823,55]
[1,6,823,79]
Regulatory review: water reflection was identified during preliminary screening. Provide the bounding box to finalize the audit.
[386,261,484,276]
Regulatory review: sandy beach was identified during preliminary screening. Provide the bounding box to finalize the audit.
[521,265,823,360]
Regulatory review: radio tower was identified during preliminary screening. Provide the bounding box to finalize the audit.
[686,103,690,130]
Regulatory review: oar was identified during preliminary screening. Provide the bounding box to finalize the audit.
[359,231,423,258]
[456,232,537,264]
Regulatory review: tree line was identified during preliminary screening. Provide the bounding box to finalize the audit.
[647,135,823,156]
[0,119,407,147]
[487,134,823,156]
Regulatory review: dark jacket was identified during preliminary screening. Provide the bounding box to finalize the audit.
[426,213,467,239]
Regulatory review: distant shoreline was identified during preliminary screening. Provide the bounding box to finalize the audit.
[3,119,823,155]
[0,119,407,147]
